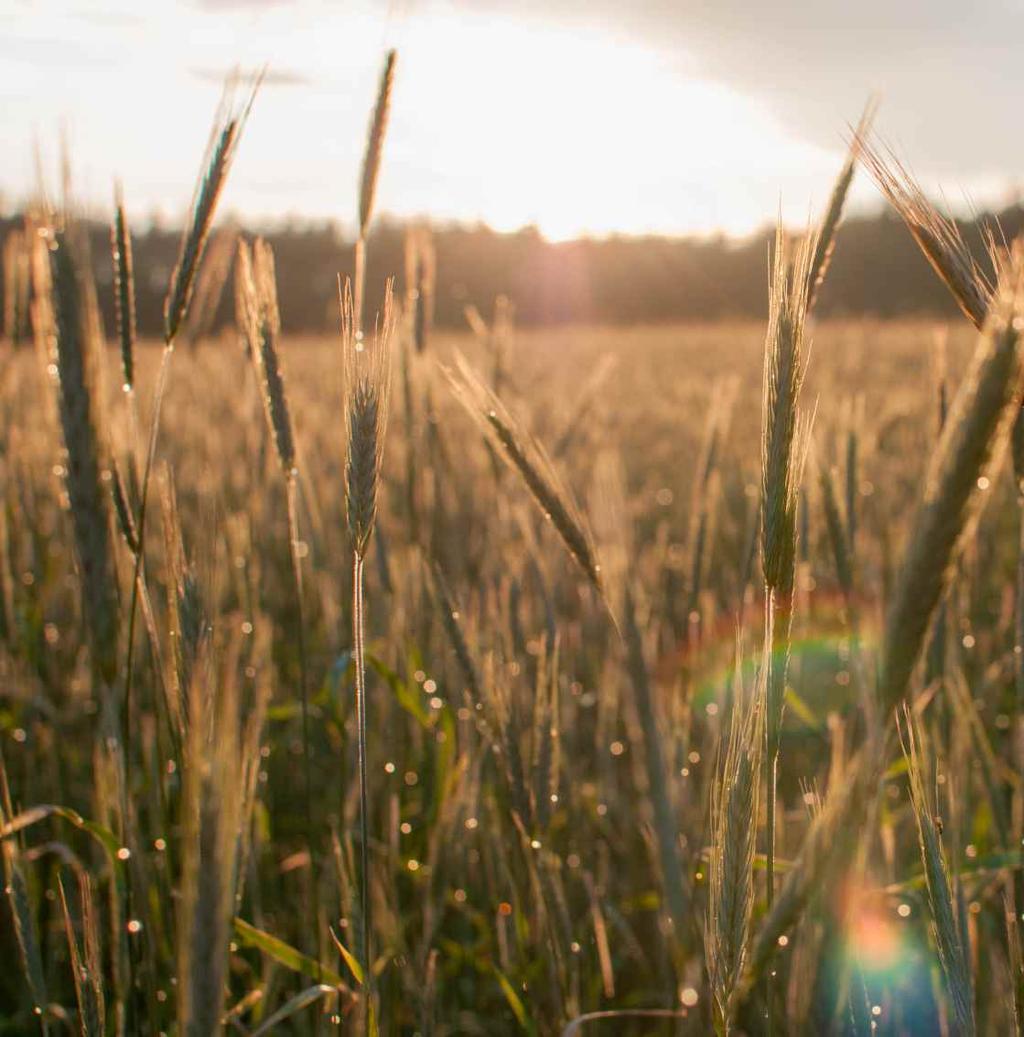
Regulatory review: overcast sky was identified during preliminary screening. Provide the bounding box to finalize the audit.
[3,0,1022,239]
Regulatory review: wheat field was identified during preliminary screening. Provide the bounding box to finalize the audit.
[3,57,1024,1037]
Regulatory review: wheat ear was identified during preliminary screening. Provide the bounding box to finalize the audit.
[110,184,136,392]
[165,75,258,342]
[354,50,397,333]
[859,137,992,329]
[446,353,603,594]
[806,98,877,312]
[34,225,119,688]
[879,245,1024,712]
[249,238,296,473]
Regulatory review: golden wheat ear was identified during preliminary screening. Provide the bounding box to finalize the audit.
[858,134,992,329]
[761,223,816,598]
[110,183,136,391]
[879,242,1024,712]
[164,71,260,343]
[358,50,397,241]
[250,238,296,474]
[34,224,120,687]
[445,351,604,594]
[806,96,878,312]
[341,276,395,558]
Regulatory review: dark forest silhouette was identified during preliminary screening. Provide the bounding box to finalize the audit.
[4,203,1020,341]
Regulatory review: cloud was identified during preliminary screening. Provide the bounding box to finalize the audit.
[450,0,1024,176]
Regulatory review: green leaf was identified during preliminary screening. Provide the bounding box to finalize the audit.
[784,687,821,730]
[883,757,909,780]
[367,652,431,728]
[267,703,300,722]
[494,967,534,1033]
[1,804,121,862]
[329,926,364,985]
[232,917,347,989]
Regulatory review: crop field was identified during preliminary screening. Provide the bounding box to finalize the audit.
[2,303,1021,1036]
[3,48,1024,1037]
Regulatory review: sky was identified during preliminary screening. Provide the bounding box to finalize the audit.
[3,0,1023,241]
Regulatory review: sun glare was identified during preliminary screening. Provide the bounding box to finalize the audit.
[394,17,837,239]
[2,2,849,238]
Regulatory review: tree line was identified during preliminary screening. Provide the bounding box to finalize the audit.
[3,204,1020,342]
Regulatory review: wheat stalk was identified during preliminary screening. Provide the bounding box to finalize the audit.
[427,557,482,704]
[234,237,257,359]
[708,665,764,1035]
[817,453,854,605]
[341,276,394,1033]
[1,755,49,1025]
[900,709,976,1034]
[177,642,244,1037]
[623,585,691,946]
[405,223,436,354]
[183,226,236,349]
[59,873,105,1037]
[741,733,882,996]
[33,225,119,689]
[2,224,31,346]
[743,248,1024,1010]
[248,234,321,967]
[760,224,815,934]
[122,76,258,843]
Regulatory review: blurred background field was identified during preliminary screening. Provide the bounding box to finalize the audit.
[2,310,1017,1033]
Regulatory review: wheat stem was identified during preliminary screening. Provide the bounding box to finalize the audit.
[287,474,321,973]
[352,552,373,1032]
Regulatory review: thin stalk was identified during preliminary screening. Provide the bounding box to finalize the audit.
[763,587,793,906]
[623,588,691,951]
[354,238,366,338]
[1017,501,1024,742]
[763,586,792,1035]
[122,341,174,778]
[286,475,321,975]
[1016,501,1024,912]
[119,338,174,1031]
[764,590,777,915]
[352,552,372,1031]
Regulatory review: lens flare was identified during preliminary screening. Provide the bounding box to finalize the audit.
[847,904,904,978]
[658,587,880,718]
